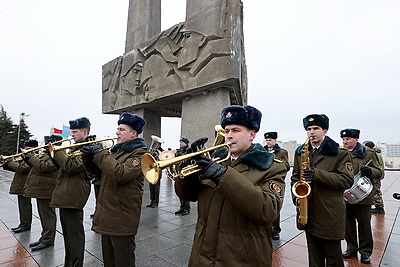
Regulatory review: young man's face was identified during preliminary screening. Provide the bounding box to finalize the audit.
[306,125,327,146]
[265,138,276,148]
[116,124,137,144]
[70,128,89,142]
[179,141,187,148]
[224,124,255,158]
[342,137,358,150]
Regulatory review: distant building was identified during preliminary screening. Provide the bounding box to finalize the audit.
[377,142,400,169]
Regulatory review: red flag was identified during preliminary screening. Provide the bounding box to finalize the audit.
[52,127,62,134]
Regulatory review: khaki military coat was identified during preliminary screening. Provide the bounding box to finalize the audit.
[176,144,288,267]
[265,144,290,170]
[291,136,353,240]
[51,148,91,209]
[6,160,32,195]
[349,143,383,205]
[23,152,59,199]
[87,138,147,236]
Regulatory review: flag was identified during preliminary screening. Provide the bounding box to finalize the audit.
[51,127,62,134]
[62,125,70,136]
[50,126,70,139]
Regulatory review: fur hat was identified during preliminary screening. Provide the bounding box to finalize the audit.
[24,139,38,147]
[69,117,91,129]
[220,105,262,132]
[363,140,375,149]
[180,137,189,145]
[118,112,146,134]
[264,132,278,139]
[340,128,360,139]
[44,135,63,144]
[303,114,329,130]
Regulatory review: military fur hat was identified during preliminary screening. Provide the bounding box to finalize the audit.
[221,105,262,132]
[69,117,91,129]
[180,137,189,144]
[44,135,63,144]
[264,132,278,139]
[118,112,146,134]
[340,128,360,139]
[363,140,375,148]
[24,139,38,147]
[303,114,329,130]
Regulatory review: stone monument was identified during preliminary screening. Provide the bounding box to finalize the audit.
[102,0,247,146]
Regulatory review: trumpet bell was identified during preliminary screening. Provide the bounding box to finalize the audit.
[159,151,175,160]
[141,153,161,185]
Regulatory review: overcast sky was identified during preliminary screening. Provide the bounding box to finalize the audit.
[1,0,399,149]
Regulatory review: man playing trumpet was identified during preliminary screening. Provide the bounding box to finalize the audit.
[175,105,288,266]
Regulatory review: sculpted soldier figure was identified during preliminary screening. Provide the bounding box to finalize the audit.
[175,105,288,266]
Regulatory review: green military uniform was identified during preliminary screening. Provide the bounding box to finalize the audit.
[264,143,290,236]
[51,147,91,267]
[175,145,191,213]
[291,136,353,267]
[24,151,58,246]
[176,144,288,266]
[84,138,147,266]
[344,143,383,257]
[372,146,385,210]
[5,159,33,229]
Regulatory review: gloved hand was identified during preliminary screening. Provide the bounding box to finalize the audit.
[23,153,35,162]
[303,169,315,181]
[360,166,372,177]
[191,137,208,152]
[80,144,104,156]
[195,155,227,185]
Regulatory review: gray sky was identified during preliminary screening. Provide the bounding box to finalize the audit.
[1,0,399,150]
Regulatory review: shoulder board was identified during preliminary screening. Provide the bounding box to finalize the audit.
[339,146,348,150]
[274,158,283,163]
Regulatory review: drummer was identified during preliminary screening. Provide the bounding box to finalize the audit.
[340,128,384,265]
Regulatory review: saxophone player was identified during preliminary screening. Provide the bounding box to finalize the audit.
[291,114,353,267]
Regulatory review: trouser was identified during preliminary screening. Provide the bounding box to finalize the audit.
[101,235,136,267]
[93,183,100,212]
[272,213,281,233]
[149,180,160,204]
[17,195,32,228]
[372,179,384,208]
[60,208,85,267]
[180,198,190,211]
[305,232,344,267]
[345,204,373,256]
[37,198,56,245]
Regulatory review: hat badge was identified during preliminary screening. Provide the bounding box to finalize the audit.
[226,112,232,118]
[343,131,346,135]
[309,118,314,122]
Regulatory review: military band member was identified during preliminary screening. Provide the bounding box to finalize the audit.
[23,135,61,251]
[174,137,191,216]
[51,117,92,267]
[175,105,288,266]
[3,139,38,233]
[264,131,290,240]
[363,140,385,214]
[291,114,353,267]
[341,129,383,265]
[80,112,147,266]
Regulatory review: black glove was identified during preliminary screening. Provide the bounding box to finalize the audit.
[303,169,315,181]
[23,153,35,163]
[195,155,227,185]
[360,166,372,177]
[191,137,208,152]
[80,144,104,156]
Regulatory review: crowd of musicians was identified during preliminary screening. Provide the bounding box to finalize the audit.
[0,105,386,267]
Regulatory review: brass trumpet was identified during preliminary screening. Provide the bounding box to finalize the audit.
[141,143,231,185]
[48,138,116,158]
[0,137,73,161]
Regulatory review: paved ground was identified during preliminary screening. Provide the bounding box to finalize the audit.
[0,169,399,266]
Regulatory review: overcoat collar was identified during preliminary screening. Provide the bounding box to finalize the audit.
[110,138,147,153]
[351,142,366,158]
[295,136,339,156]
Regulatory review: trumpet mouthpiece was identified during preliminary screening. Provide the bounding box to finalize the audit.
[226,141,232,146]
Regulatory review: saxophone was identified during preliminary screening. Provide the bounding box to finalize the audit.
[291,137,312,227]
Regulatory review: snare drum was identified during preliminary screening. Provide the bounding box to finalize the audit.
[343,173,373,204]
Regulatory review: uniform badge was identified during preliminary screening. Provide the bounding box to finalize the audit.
[131,158,140,167]
[269,182,283,197]
[342,131,346,135]
[346,162,353,172]
[226,112,232,118]
[309,117,314,122]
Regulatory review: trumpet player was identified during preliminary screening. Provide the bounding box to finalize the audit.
[175,105,288,267]
[51,117,92,267]
[291,114,353,267]
[80,112,147,266]
[2,139,37,233]
[22,135,62,251]
[264,131,290,240]
[341,129,383,264]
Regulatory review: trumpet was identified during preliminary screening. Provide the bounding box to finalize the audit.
[142,143,231,185]
[48,137,116,158]
[0,137,73,161]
